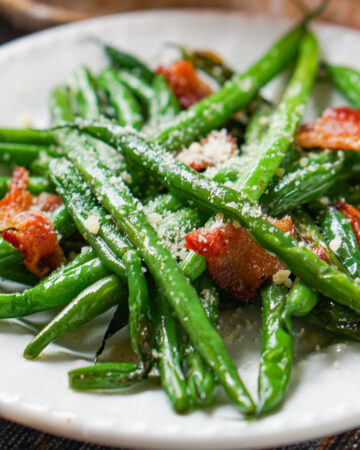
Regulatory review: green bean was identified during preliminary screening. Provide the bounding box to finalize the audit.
[303,298,360,341]
[281,211,324,332]
[153,24,304,151]
[50,157,126,280]
[0,142,57,166]
[342,184,360,207]
[52,81,161,201]
[179,46,234,85]
[49,86,76,124]
[97,196,201,362]
[242,101,274,153]
[290,209,340,269]
[117,70,154,113]
[72,285,184,401]
[201,155,249,186]
[50,204,77,239]
[0,128,54,145]
[57,128,255,415]
[261,153,344,216]
[185,274,219,406]
[78,120,360,314]
[104,44,154,83]
[180,252,207,282]
[71,66,101,120]
[144,192,184,215]
[50,155,153,366]
[97,69,143,129]
[0,251,108,318]
[29,151,53,175]
[151,290,189,413]
[93,278,184,400]
[326,64,360,108]
[54,108,161,220]
[313,180,360,209]
[24,275,126,359]
[0,244,21,262]
[238,32,319,199]
[91,136,161,201]
[282,279,318,333]
[282,207,347,334]
[0,260,38,286]
[0,237,16,258]
[321,207,360,279]
[285,280,318,317]
[257,283,292,415]
[148,74,181,128]
[146,151,262,214]
[69,362,145,391]
[123,249,152,363]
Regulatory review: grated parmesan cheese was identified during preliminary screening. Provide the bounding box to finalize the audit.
[299,157,309,168]
[84,215,100,234]
[120,171,133,184]
[329,236,341,252]
[275,167,285,178]
[176,129,238,169]
[319,196,330,206]
[272,269,291,285]
[147,212,162,225]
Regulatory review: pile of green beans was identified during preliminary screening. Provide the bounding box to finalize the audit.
[3,15,360,420]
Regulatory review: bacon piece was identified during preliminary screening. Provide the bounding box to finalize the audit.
[336,201,360,248]
[33,192,63,212]
[295,106,360,150]
[0,167,33,226]
[185,218,294,302]
[0,167,64,278]
[157,60,212,109]
[3,212,65,278]
[176,129,237,171]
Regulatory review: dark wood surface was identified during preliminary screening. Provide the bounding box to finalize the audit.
[0,10,359,450]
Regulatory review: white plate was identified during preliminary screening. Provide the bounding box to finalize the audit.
[1,9,360,449]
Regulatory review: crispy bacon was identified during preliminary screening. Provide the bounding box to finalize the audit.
[295,106,360,150]
[336,201,360,248]
[0,167,33,225]
[185,218,294,302]
[0,167,64,278]
[3,212,64,278]
[157,60,212,109]
[33,192,63,213]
